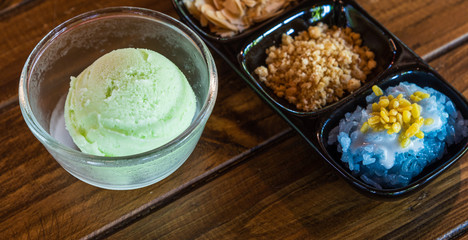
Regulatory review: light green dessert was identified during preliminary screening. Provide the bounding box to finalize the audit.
[64,48,197,156]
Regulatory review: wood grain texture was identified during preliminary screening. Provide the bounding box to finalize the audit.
[102,39,468,240]
[0,0,175,106]
[0,1,288,237]
[0,0,467,239]
[110,134,468,239]
[1,0,468,105]
[0,65,287,240]
[357,0,468,57]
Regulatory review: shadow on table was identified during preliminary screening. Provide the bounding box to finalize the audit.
[285,157,463,239]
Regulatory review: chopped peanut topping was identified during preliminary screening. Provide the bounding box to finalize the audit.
[254,23,377,111]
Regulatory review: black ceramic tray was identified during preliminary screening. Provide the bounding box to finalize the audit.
[172,0,468,199]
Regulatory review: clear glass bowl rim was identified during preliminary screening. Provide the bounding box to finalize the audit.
[18,6,218,166]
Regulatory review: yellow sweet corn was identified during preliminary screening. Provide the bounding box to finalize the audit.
[411,103,420,118]
[392,122,401,133]
[403,110,411,124]
[400,137,410,148]
[361,86,431,148]
[372,85,383,96]
[415,130,424,139]
[425,118,434,125]
[360,122,369,133]
[379,98,389,108]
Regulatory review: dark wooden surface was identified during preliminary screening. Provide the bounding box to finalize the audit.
[0,0,467,239]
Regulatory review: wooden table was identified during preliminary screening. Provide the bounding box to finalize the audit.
[1,0,467,239]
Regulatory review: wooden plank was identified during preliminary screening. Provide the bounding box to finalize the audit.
[0,0,467,239]
[109,35,468,237]
[1,0,468,106]
[0,1,290,238]
[0,0,175,105]
[0,67,287,240]
[357,0,468,57]
[109,136,468,239]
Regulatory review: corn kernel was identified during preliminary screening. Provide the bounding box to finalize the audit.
[399,98,411,107]
[425,118,434,125]
[415,130,424,139]
[400,137,410,148]
[388,95,394,101]
[420,92,430,99]
[405,123,419,138]
[389,116,396,123]
[372,85,383,96]
[387,129,394,135]
[391,99,399,109]
[396,113,403,124]
[381,107,389,114]
[396,94,404,100]
[410,94,422,102]
[411,103,420,118]
[414,91,429,99]
[416,117,424,127]
[368,116,380,125]
[398,106,413,112]
[384,123,391,129]
[360,122,369,133]
[379,99,390,108]
[389,109,398,116]
[392,122,401,133]
[381,110,390,122]
[403,110,411,124]
[372,103,380,112]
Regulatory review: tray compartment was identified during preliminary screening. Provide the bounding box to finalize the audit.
[172,0,303,42]
[319,66,468,197]
[238,0,399,116]
[173,0,468,199]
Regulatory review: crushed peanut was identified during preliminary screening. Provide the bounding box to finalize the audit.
[254,23,377,112]
[361,85,434,148]
[183,0,297,37]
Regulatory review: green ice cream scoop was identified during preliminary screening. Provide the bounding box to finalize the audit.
[64,48,196,156]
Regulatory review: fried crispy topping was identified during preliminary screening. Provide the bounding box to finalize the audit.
[254,23,377,112]
[183,0,297,37]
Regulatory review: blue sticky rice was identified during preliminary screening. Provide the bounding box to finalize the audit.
[328,82,468,189]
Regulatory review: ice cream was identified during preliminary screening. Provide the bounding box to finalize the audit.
[64,48,197,156]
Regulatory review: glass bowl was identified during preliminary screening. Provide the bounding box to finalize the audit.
[18,7,218,190]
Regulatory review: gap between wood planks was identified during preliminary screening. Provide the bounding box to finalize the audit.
[82,129,294,240]
[2,31,468,113]
[0,0,38,20]
[0,26,464,239]
[83,35,468,239]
